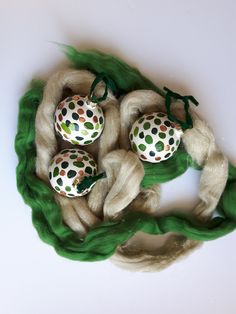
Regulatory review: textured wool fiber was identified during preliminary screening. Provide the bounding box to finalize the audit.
[15,46,236,272]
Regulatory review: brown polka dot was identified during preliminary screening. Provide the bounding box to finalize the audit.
[146,115,154,120]
[60,191,66,196]
[64,134,69,139]
[77,108,84,115]
[63,153,69,157]
[170,122,176,128]
[58,114,63,121]
[56,123,61,131]
[165,145,170,151]
[79,117,86,122]
[56,157,63,164]
[93,116,98,123]
[160,125,167,132]
[140,154,147,160]
[60,170,66,176]
[155,156,161,161]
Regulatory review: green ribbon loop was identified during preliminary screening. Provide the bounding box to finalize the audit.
[89,72,117,103]
[77,172,107,194]
[164,87,199,130]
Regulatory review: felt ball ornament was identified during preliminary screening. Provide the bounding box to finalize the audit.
[129,112,183,163]
[48,148,105,197]
[54,95,104,145]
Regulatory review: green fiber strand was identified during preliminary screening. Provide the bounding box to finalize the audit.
[15,49,236,262]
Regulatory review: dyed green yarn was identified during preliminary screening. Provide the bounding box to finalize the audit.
[141,147,201,188]
[15,48,236,262]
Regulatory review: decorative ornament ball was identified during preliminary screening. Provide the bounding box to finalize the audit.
[48,148,97,197]
[129,112,183,163]
[54,95,105,145]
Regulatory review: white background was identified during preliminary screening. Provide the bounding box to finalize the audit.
[1,0,236,313]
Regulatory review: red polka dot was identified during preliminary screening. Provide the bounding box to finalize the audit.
[77,157,83,161]
[56,157,63,164]
[140,154,147,160]
[79,170,84,176]
[60,170,66,176]
[155,156,161,161]
[160,125,167,132]
[93,116,98,123]
[58,114,63,121]
[63,153,69,157]
[77,108,84,115]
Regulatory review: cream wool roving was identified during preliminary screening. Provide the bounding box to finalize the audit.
[15,45,236,272]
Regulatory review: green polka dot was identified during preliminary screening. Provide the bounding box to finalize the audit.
[130,133,133,141]
[85,166,93,174]
[95,123,100,130]
[171,146,175,152]
[134,127,139,136]
[84,122,94,130]
[159,132,166,139]
[55,186,60,191]
[155,141,164,152]
[145,135,153,144]
[176,140,180,146]
[138,144,146,151]
[70,154,77,159]
[81,130,88,135]
[65,186,71,192]
[69,102,75,110]
[157,113,165,117]
[89,160,96,166]
[131,142,138,152]
[143,122,151,130]
[84,140,93,144]
[53,167,59,177]
[61,122,71,134]
[169,129,174,136]
[73,161,84,167]
[83,156,89,161]
[71,140,79,145]
[91,132,99,138]
[154,118,161,125]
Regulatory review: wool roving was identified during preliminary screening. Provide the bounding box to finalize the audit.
[15,45,236,272]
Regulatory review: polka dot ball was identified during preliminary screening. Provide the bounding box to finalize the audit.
[129,112,183,163]
[54,95,105,145]
[48,148,97,197]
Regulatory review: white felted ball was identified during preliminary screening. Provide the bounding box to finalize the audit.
[48,148,97,197]
[129,112,183,163]
[54,95,104,145]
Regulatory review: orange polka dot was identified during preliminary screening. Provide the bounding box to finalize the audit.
[93,116,98,123]
[165,145,170,151]
[79,117,85,122]
[72,95,80,100]
[79,170,84,176]
[160,125,167,132]
[56,157,63,164]
[77,108,84,115]
[60,191,66,196]
[58,102,64,109]
[60,170,66,176]
[155,156,161,161]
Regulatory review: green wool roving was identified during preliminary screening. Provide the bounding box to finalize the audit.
[15,46,236,267]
